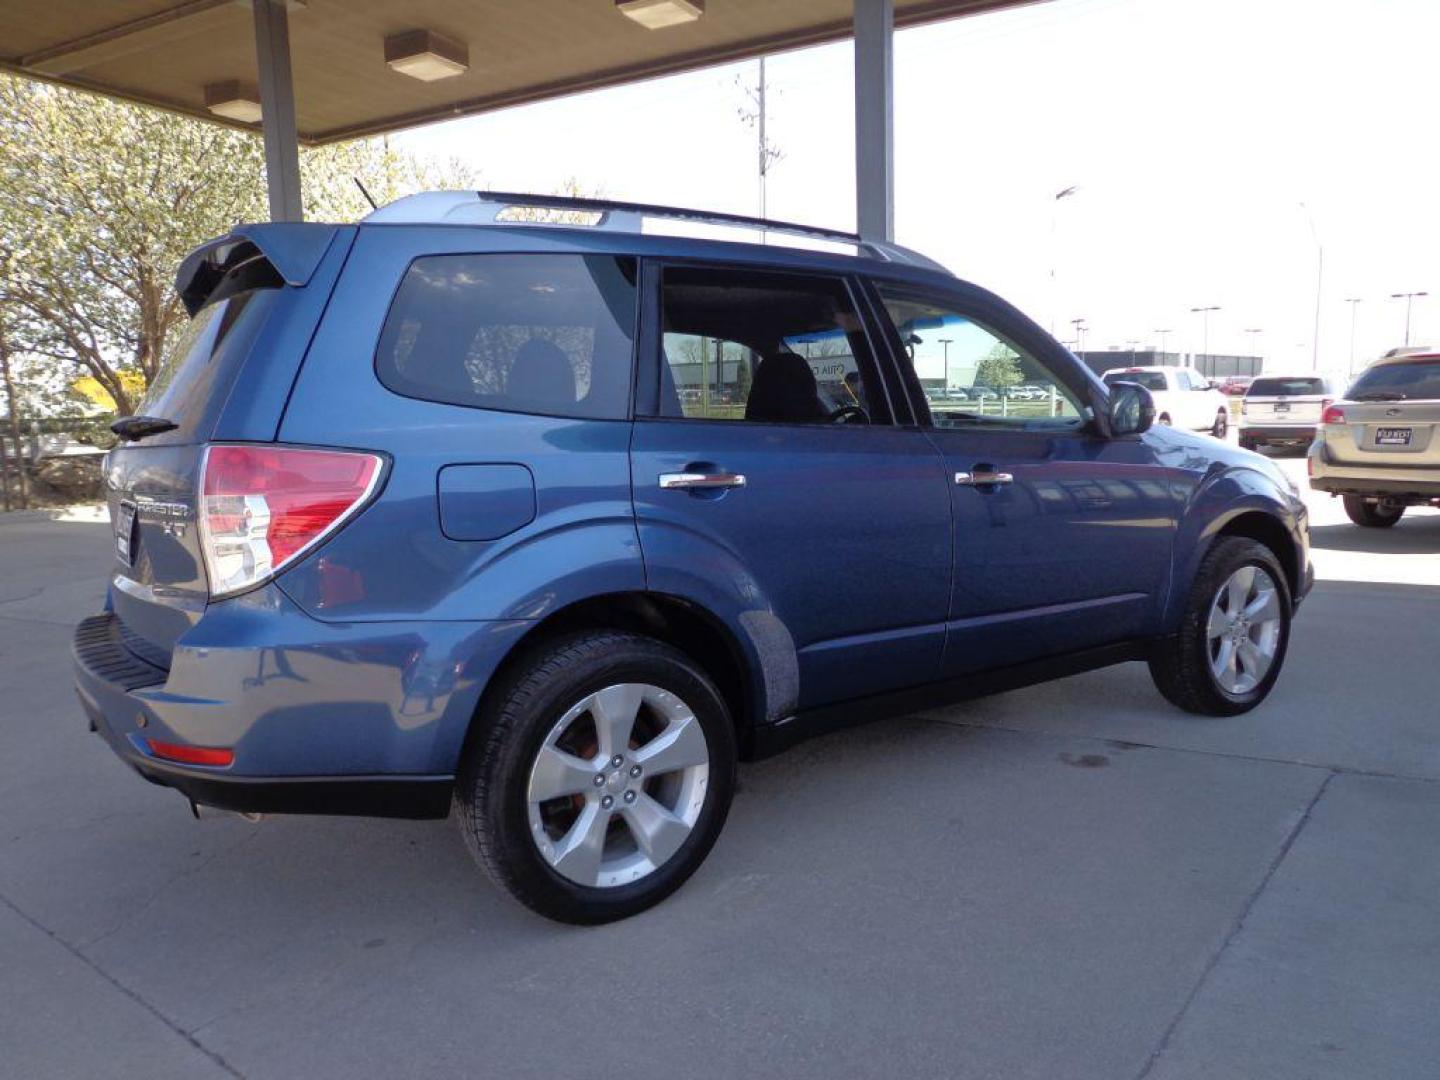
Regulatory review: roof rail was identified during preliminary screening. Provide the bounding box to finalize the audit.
[363,190,950,272]
[473,189,863,245]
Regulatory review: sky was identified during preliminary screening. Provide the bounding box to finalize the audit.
[394,0,1438,378]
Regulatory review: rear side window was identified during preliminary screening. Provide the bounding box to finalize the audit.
[376,253,637,419]
[1347,360,1440,401]
[1248,377,1326,396]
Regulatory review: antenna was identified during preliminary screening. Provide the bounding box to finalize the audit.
[353,177,378,211]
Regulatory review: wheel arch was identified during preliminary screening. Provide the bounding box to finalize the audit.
[454,591,790,771]
[1166,471,1306,630]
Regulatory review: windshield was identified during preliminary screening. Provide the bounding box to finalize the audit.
[1248,377,1327,397]
[1347,359,1440,401]
[1104,371,1167,392]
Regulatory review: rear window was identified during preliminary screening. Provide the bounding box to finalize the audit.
[137,288,280,440]
[1348,359,1440,401]
[1104,371,1167,392]
[376,253,638,419]
[1248,377,1326,397]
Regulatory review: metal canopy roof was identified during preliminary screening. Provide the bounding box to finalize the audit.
[1,0,1034,144]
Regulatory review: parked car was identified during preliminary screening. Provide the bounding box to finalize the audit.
[1100,366,1230,437]
[74,192,1311,923]
[1309,349,1440,526]
[1219,375,1255,396]
[1239,374,1340,453]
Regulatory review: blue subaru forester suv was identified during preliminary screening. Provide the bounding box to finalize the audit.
[74,192,1311,923]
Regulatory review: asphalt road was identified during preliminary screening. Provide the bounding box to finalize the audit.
[1,453,1437,1080]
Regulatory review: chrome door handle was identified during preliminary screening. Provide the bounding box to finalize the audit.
[955,469,1013,486]
[659,472,747,490]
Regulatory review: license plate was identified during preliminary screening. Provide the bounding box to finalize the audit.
[115,501,137,566]
[1273,402,1290,413]
[1375,427,1412,446]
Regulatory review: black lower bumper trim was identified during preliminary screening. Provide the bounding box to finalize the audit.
[129,755,454,819]
[1241,426,1317,443]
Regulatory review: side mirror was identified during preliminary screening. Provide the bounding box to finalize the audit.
[1108,381,1155,436]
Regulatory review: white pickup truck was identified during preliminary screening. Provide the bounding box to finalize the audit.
[1101,365,1231,438]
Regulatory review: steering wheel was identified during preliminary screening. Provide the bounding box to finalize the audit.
[828,405,870,425]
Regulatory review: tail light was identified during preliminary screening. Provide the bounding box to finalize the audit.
[1321,404,1346,425]
[199,445,384,598]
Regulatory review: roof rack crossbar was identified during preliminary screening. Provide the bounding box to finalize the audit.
[475,189,863,246]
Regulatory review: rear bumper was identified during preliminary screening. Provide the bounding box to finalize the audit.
[77,689,451,818]
[72,588,531,817]
[1308,455,1440,498]
[1239,424,1317,443]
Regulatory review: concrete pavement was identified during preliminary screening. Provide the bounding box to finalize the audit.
[1,456,1437,1079]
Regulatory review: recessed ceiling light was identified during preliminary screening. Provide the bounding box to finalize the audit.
[616,0,704,30]
[203,80,262,123]
[384,29,469,82]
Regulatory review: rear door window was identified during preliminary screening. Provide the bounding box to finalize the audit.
[1249,377,1327,396]
[655,265,889,425]
[376,253,638,419]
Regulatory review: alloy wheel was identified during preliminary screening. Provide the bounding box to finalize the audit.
[1206,565,1283,694]
[526,683,710,888]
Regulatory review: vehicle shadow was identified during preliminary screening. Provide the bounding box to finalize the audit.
[1309,517,1440,554]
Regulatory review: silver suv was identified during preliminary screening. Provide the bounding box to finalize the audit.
[1239,374,1340,453]
[1309,349,1440,526]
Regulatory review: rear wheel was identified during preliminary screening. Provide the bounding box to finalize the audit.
[1149,537,1291,716]
[1342,495,1404,528]
[455,630,736,923]
[1211,410,1229,438]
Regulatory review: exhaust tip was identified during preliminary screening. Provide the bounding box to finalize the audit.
[187,799,262,824]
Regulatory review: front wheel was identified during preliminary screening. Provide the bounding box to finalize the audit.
[1211,410,1229,438]
[455,630,736,923]
[1149,537,1291,716]
[1342,495,1404,528]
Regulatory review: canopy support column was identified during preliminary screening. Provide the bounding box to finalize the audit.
[853,0,894,243]
[252,0,303,221]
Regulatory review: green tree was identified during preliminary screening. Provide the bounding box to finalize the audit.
[974,342,1023,389]
[0,77,475,415]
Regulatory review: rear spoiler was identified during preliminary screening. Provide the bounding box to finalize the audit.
[175,223,341,316]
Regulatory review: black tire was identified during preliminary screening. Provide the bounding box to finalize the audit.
[1238,435,1257,452]
[1157,414,1172,426]
[454,630,736,924]
[1148,536,1292,717]
[1211,410,1229,438]
[1342,495,1404,528]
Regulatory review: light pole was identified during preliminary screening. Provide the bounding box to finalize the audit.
[1049,185,1079,335]
[1070,317,1088,356]
[1243,328,1263,374]
[1344,298,1362,374]
[938,338,953,389]
[1190,306,1220,369]
[1390,291,1427,347]
[1154,328,1172,359]
[1299,202,1323,369]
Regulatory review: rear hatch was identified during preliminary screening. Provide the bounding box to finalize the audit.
[1323,357,1440,465]
[105,225,346,667]
[1243,375,1330,426]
